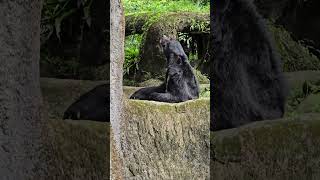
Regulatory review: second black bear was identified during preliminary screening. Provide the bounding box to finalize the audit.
[130,35,200,103]
[210,0,287,131]
[63,84,109,122]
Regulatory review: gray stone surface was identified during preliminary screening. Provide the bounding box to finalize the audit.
[122,99,210,179]
[211,113,320,180]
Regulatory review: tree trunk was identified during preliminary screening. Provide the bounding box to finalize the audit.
[110,0,126,179]
[0,1,45,179]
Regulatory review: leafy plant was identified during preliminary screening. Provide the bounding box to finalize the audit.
[200,87,210,97]
[124,34,143,76]
[190,19,210,32]
[178,32,193,48]
[123,0,209,15]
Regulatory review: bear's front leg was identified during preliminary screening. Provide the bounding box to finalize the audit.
[129,85,165,100]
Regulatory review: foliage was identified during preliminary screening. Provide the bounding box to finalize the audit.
[124,34,143,76]
[123,0,209,15]
[123,0,210,81]
[189,18,209,32]
[41,0,93,44]
[200,87,210,97]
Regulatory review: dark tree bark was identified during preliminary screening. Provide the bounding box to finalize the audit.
[0,0,45,179]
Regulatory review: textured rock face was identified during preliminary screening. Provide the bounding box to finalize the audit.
[268,24,320,72]
[254,0,320,51]
[122,99,210,179]
[211,113,320,180]
[45,119,109,179]
[0,1,45,178]
[40,78,210,179]
[40,78,109,179]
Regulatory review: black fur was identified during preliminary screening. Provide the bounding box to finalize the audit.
[210,0,287,131]
[63,84,109,121]
[130,36,200,103]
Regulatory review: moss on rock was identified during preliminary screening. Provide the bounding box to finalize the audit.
[268,23,320,72]
[122,98,210,179]
[138,78,163,87]
[139,12,209,77]
[40,78,109,179]
[194,69,210,84]
[45,120,109,179]
[285,71,320,90]
[296,94,320,114]
[211,113,320,180]
[125,13,154,35]
[123,84,210,99]
[284,71,320,115]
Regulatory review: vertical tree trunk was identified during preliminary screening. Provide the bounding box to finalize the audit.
[110,0,126,179]
[0,1,45,179]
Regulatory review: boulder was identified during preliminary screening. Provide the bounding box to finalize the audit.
[125,13,152,35]
[40,78,109,179]
[44,119,109,179]
[268,24,320,72]
[123,84,210,99]
[285,71,320,90]
[122,98,210,179]
[284,71,320,115]
[211,113,320,180]
[40,78,210,179]
[139,12,209,77]
[254,0,320,54]
[297,94,320,114]
[39,74,320,179]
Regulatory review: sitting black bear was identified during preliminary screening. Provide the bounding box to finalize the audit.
[130,35,200,103]
[63,84,109,122]
[210,0,287,131]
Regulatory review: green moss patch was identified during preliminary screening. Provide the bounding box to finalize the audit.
[45,120,109,179]
[211,113,320,180]
[268,23,320,72]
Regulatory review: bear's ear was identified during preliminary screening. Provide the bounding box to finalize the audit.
[213,0,230,13]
